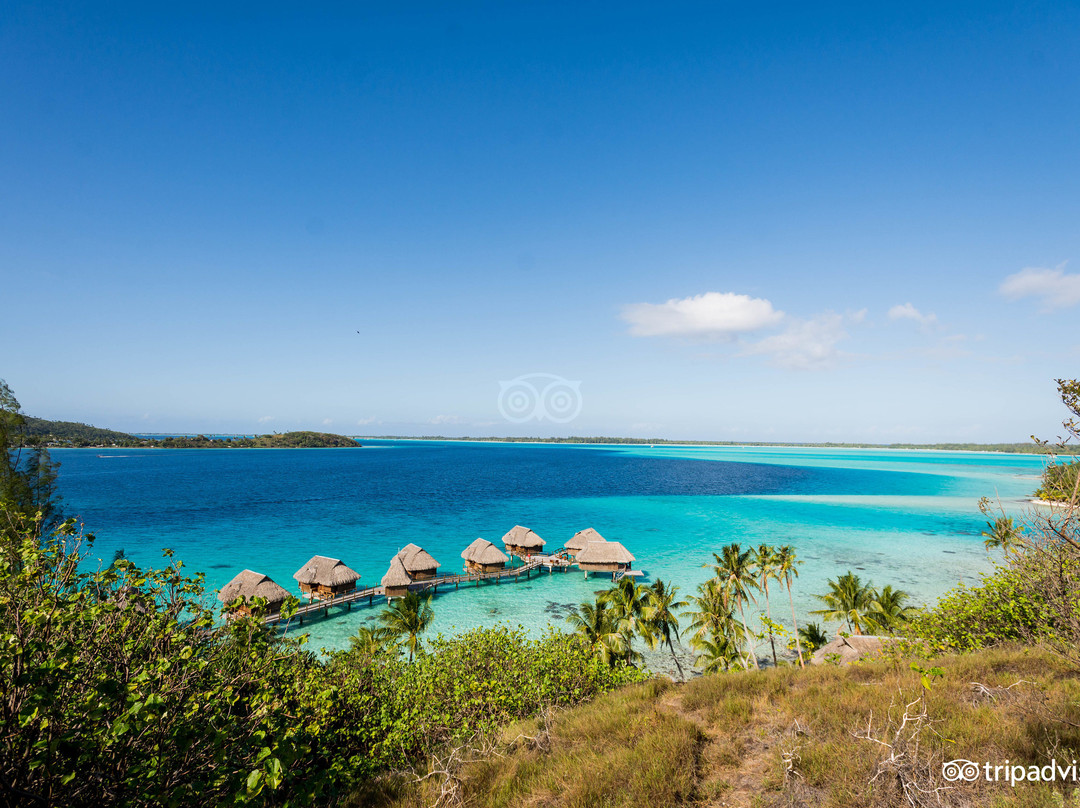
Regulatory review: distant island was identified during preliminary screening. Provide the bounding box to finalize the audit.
[19,415,1077,454]
[21,417,360,449]
[359,434,1078,454]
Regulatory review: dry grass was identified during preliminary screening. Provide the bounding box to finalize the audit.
[354,646,1080,808]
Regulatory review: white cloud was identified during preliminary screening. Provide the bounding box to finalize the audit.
[999,262,1080,309]
[622,291,783,339]
[429,414,465,425]
[888,302,938,329]
[321,418,333,426]
[742,312,851,370]
[257,415,274,423]
[356,416,378,426]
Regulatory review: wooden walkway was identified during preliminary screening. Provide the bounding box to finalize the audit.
[264,557,562,626]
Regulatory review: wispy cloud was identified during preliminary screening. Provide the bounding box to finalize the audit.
[257,415,274,423]
[742,311,855,370]
[356,416,378,426]
[888,302,938,330]
[999,262,1080,309]
[321,418,333,426]
[429,414,465,425]
[622,291,783,339]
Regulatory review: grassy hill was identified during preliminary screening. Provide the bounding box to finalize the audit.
[21,416,139,446]
[20,418,360,448]
[366,645,1080,808]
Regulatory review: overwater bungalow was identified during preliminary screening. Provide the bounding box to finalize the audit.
[396,543,440,580]
[292,555,360,601]
[461,538,509,574]
[500,525,545,559]
[565,527,606,559]
[575,541,636,578]
[381,555,412,599]
[218,569,290,616]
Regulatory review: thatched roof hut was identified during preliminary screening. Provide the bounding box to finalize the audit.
[565,527,606,557]
[381,555,413,599]
[501,525,545,558]
[810,635,893,666]
[218,570,290,615]
[461,538,509,573]
[293,555,360,599]
[396,543,440,579]
[576,541,635,575]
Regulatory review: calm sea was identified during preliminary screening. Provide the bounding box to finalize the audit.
[50,441,1046,654]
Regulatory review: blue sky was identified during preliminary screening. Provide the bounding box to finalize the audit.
[3,2,1079,441]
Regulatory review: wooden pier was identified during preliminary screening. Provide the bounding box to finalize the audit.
[264,556,565,626]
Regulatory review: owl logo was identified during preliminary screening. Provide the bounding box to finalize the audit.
[498,374,583,424]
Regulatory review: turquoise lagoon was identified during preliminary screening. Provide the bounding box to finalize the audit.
[50,441,1046,654]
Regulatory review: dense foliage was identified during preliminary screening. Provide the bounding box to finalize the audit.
[1,381,62,539]
[150,431,360,448]
[905,560,1058,654]
[15,411,360,449]
[1035,459,1080,502]
[20,415,140,447]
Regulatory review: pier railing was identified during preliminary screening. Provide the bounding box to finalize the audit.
[263,556,562,626]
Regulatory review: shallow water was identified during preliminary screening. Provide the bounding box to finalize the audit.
[50,441,1046,654]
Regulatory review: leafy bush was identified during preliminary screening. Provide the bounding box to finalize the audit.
[1035,460,1080,502]
[354,625,647,768]
[905,556,1061,655]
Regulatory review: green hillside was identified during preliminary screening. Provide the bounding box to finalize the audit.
[21,416,139,446]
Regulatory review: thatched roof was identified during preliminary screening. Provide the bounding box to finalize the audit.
[381,555,412,588]
[575,541,635,565]
[500,525,545,550]
[810,635,893,666]
[218,570,290,605]
[461,538,509,565]
[566,527,606,550]
[397,543,439,572]
[293,555,360,586]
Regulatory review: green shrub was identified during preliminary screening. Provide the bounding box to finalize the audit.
[346,625,647,768]
[905,559,1058,655]
[1035,460,1080,502]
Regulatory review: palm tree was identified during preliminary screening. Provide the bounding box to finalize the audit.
[599,577,654,656]
[774,545,805,667]
[693,633,743,674]
[642,579,687,680]
[752,544,781,666]
[798,622,829,653]
[709,543,761,669]
[349,624,397,657]
[686,578,744,674]
[811,572,875,635]
[566,598,630,667]
[982,515,1023,552]
[377,591,434,662]
[867,585,917,632]
[686,578,726,641]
